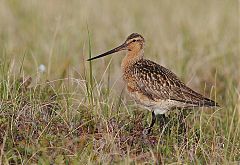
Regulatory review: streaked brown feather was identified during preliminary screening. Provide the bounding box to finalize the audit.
[124,59,218,107]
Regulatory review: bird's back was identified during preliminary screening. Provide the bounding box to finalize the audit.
[123,59,218,108]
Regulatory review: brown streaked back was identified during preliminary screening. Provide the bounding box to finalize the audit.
[124,59,219,107]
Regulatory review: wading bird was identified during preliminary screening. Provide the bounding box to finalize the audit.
[87,33,219,135]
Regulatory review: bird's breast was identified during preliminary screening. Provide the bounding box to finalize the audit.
[126,84,154,107]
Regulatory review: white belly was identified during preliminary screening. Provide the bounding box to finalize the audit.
[153,108,168,115]
[129,90,188,114]
[129,91,172,114]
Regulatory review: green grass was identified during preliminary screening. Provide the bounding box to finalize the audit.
[0,0,239,164]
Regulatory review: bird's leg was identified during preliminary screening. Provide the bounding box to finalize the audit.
[158,114,169,132]
[143,111,156,135]
[178,111,186,135]
[149,111,156,128]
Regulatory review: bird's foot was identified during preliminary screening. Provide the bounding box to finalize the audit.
[142,127,152,136]
[142,111,156,136]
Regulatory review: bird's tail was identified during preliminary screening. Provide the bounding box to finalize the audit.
[199,97,219,107]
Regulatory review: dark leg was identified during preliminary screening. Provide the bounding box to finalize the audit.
[143,111,156,135]
[158,114,171,135]
[159,114,167,129]
[149,111,156,128]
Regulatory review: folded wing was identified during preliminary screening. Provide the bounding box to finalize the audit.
[131,59,218,107]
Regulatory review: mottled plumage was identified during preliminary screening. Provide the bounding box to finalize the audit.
[88,33,219,134]
[124,59,217,109]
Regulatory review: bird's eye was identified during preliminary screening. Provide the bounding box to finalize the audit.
[132,39,136,42]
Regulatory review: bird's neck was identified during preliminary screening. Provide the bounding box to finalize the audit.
[121,48,144,72]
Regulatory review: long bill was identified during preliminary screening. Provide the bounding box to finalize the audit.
[87,43,126,61]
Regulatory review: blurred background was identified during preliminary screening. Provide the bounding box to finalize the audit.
[0,0,238,94]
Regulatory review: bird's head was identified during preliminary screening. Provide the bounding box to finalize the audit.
[87,33,145,61]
